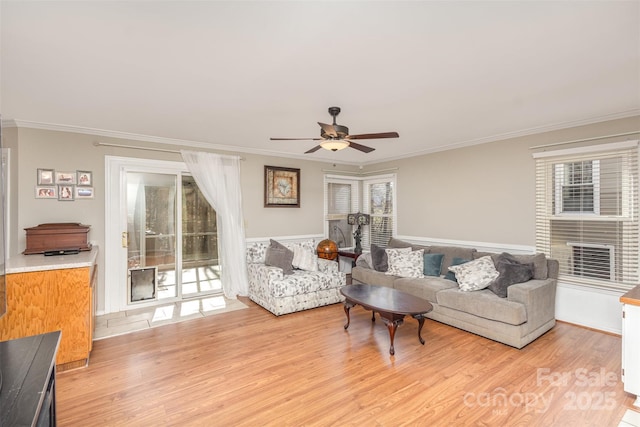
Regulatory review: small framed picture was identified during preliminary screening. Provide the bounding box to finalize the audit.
[55,171,76,185]
[77,170,92,186]
[37,169,54,185]
[75,186,94,199]
[35,186,57,199]
[58,185,75,201]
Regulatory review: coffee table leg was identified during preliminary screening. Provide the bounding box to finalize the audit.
[381,316,404,356]
[413,314,426,345]
[343,301,355,330]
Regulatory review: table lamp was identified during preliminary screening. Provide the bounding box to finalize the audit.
[347,212,370,254]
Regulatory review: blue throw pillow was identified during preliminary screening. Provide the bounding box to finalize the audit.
[444,257,471,282]
[423,253,445,276]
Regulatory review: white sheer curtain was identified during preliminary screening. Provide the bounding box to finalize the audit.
[181,150,248,298]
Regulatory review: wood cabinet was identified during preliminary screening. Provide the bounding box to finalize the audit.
[621,285,640,408]
[0,249,97,371]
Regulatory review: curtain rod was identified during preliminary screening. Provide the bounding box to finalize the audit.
[93,141,245,160]
[529,131,640,150]
[321,167,399,176]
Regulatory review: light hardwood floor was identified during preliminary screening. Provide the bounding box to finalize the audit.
[56,297,638,426]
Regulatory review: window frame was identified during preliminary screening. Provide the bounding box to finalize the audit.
[323,173,397,251]
[533,140,639,291]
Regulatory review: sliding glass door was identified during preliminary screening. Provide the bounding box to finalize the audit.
[126,171,220,304]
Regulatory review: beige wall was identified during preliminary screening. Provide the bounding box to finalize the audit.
[367,115,640,246]
[5,115,639,313]
[7,127,359,312]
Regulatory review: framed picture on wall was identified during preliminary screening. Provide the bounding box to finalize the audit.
[75,186,94,199]
[37,168,54,185]
[35,186,57,199]
[58,185,74,201]
[55,171,76,185]
[77,170,92,186]
[264,165,300,207]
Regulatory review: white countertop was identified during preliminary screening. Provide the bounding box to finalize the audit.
[6,246,99,274]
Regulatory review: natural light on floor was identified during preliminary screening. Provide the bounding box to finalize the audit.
[151,305,175,322]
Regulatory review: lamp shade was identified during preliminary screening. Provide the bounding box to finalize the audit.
[320,139,349,151]
[348,212,370,226]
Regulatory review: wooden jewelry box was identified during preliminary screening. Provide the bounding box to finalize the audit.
[24,222,92,255]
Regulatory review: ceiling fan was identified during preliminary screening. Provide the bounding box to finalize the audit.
[270,106,399,154]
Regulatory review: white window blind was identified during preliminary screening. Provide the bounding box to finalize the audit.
[362,174,397,249]
[324,176,358,249]
[534,141,639,291]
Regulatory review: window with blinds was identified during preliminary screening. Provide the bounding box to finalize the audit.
[323,176,358,249]
[534,141,639,291]
[362,175,397,249]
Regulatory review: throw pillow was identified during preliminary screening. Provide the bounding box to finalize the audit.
[292,244,318,272]
[444,257,471,282]
[371,244,389,272]
[265,247,294,275]
[487,261,534,298]
[385,248,424,278]
[448,256,499,291]
[423,253,445,276]
[512,253,548,279]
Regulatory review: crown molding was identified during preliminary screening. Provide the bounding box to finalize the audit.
[357,109,640,166]
[1,119,363,166]
[4,109,639,168]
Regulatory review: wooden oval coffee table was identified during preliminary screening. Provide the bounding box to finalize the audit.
[340,284,434,355]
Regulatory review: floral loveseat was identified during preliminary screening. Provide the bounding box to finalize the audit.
[246,239,346,316]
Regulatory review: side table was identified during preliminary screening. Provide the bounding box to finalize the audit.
[338,250,362,267]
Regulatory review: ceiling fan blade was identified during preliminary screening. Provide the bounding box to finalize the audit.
[305,145,323,154]
[347,131,399,140]
[347,141,375,153]
[318,122,338,138]
[270,137,323,141]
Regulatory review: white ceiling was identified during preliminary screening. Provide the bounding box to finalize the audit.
[1,1,639,165]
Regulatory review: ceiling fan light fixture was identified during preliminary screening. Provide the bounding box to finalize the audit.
[320,139,350,151]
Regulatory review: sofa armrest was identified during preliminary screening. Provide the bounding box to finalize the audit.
[507,278,557,330]
[318,258,339,274]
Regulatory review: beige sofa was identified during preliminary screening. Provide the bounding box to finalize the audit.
[351,238,558,349]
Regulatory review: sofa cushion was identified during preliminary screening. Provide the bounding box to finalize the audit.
[423,253,445,276]
[265,247,294,275]
[512,253,548,279]
[394,276,458,303]
[444,257,471,282]
[388,237,413,249]
[436,288,527,325]
[386,248,424,278]
[352,266,397,288]
[428,245,477,273]
[268,270,343,297]
[487,261,534,298]
[292,244,318,272]
[448,256,499,292]
[370,244,389,272]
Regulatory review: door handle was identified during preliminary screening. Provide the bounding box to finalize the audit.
[121,232,128,248]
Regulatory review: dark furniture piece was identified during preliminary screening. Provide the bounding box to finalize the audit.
[340,284,433,355]
[24,223,91,255]
[338,250,362,267]
[0,331,61,426]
